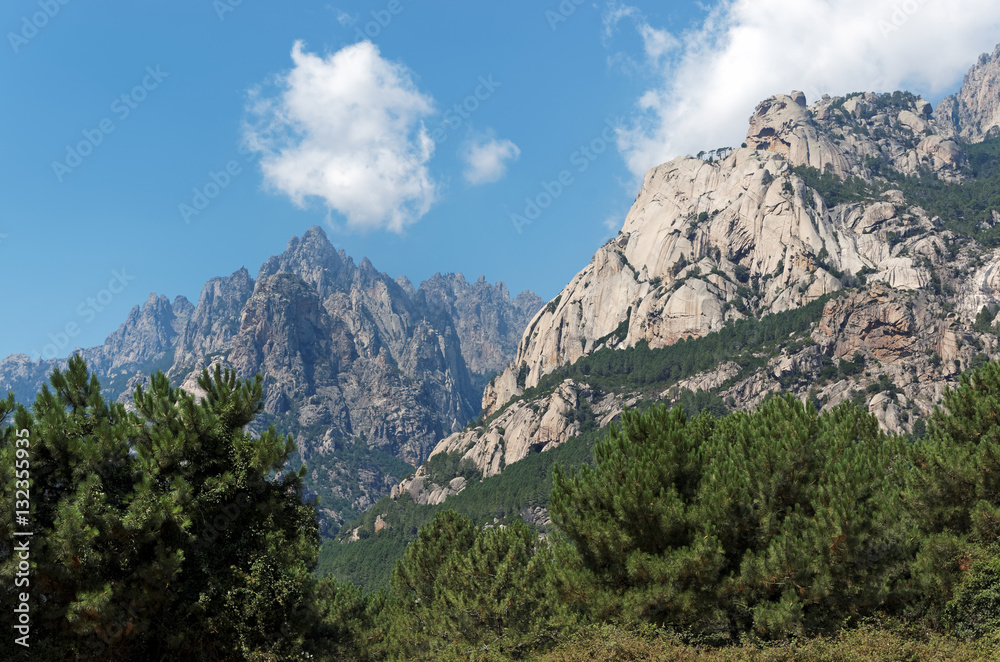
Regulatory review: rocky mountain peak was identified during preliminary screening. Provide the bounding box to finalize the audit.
[0,228,543,524]
[747,90,962,181]
[258,225,349,297]
[417,273,544,378]
[480,67,1000,435]
[171,267,255,373]
[172,295,194,319]
[102,292,186,371]
[936,42,1000,143]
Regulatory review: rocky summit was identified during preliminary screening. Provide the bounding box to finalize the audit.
[390,42,1000,507]
[0,227,542,528]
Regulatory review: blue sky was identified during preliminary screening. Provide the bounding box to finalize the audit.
[4,0,1000,361]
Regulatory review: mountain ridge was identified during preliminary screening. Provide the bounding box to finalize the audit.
[0,226,543,528]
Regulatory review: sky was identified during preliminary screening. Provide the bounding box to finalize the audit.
[4,0,1000,361]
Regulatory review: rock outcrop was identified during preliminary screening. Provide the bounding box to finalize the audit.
[485,134,948,414]
[747,92,963,181]
[419,273,544,379]
[937,43,1000,143]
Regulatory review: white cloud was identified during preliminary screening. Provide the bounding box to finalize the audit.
[603,2,679,74]
[244,41,437,233]
[334,9,355,27]
[602,1,642,41]
[613,0,1000,176]
[462,135,521,186]
[638,23,679,65]
[603,213,622,234]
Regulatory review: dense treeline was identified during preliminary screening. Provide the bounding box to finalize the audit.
[2,359,999,660]
[319,365,1000,660]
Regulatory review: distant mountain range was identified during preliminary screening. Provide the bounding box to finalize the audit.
[0,226,542,528]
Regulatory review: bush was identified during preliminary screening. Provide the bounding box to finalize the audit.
[531,621,995,661]
[943,548,1000,643]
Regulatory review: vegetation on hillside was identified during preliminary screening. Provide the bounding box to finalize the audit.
[792,134,1000,247]
[3,357,999,660]
[316,424,603,591]
[0,358,320,660]
[489,293,836,425]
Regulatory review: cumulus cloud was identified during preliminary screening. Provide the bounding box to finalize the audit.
[613,0,1000,175]
[244,41,437,233]
[462,135,521,186]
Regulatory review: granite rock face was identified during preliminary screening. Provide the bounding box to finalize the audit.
[747,92,964,181]
[396,44,1000,504]
[485,138,943,414]
[937,43,1000,143]
[172,267,255,370]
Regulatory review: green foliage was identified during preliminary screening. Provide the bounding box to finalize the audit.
[12,351,1000,660]
[384,513,568,660]
[317,428,602,592]
[289,441,415,536]
[423,449,482,485]
[973,305,998,335]
[887,136,1000,246]
[943,548,1000,643]
[550,397,911,641]
[911,361,1000,541]
[790,166,875,207]
[670,388,729,419]
[500,294,835,421]
[435,521,567,656]
[908,360,1000,616]
[319,394,732,595]
[310,577,385,661]
[0,357,321,661]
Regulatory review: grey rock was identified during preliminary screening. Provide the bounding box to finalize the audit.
[936,43,1000,143]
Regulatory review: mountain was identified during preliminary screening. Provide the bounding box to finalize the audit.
[937,42,1000,143]
[383,44,1000,512]
[0,227,542,529]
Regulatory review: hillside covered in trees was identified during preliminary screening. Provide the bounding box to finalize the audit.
[2,358,998,660]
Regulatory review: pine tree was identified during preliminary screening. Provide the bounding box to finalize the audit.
[550,397,911,640]
[129,366,319,659]
[435,520,566,657]
[908,360,1000,617]
[0,358,322,661]
[311,577,383,661]
[385,511,477,658]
